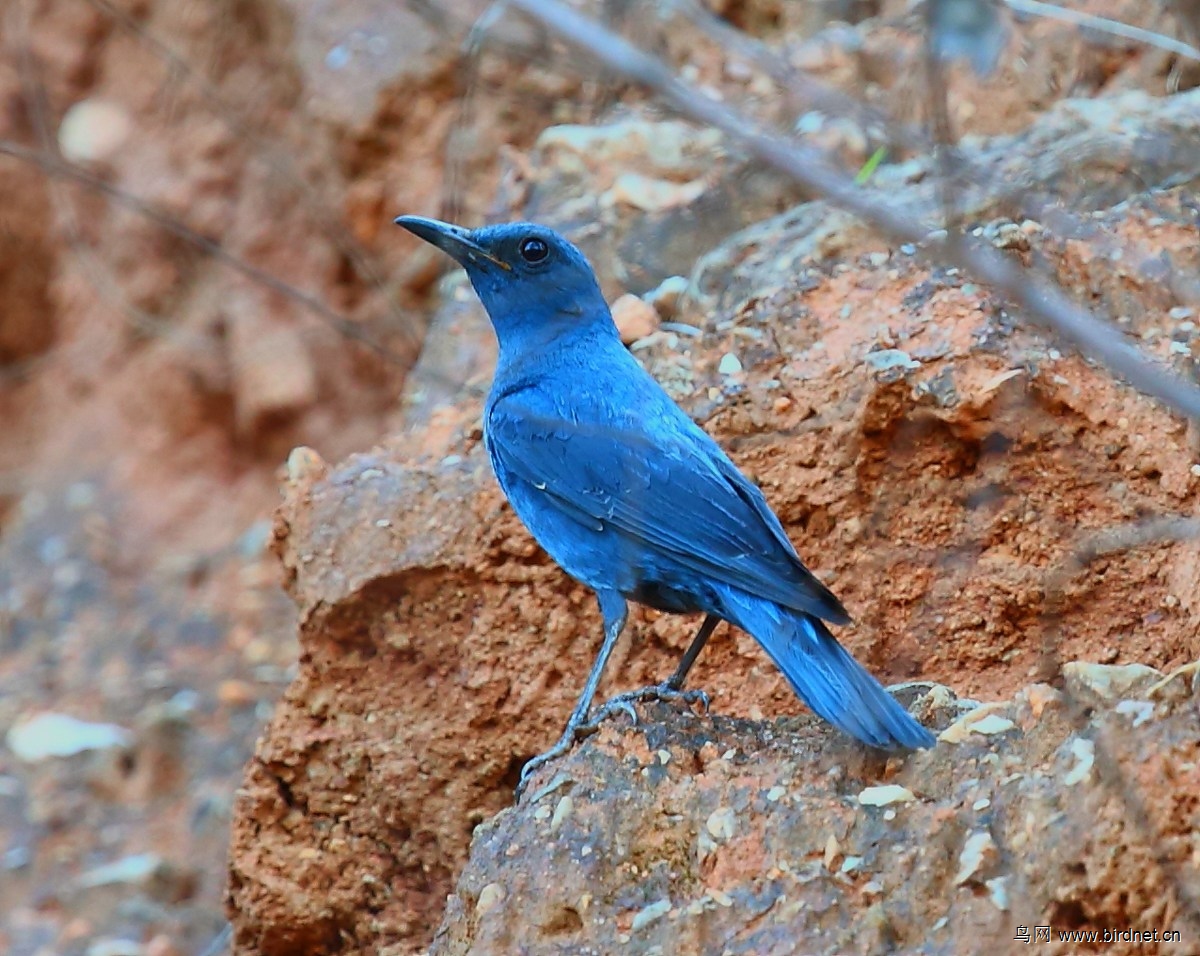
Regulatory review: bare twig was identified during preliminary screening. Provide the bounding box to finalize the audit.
[509,0,1200,422]
[1005,0,1200,61]
[81,0,421,347]
[670,0,928,152]
[0,139,414,367]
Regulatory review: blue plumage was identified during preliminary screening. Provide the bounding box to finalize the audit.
[395,216,934,783]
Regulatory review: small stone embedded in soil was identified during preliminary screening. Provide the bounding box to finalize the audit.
[476,882,505,915]
[857,784,916,807]
[7,712,132,761]
[824,833,841,871]
[630,898,672,932]
[1062,661,1160,702]
[1115,699,1155,727]
[708,888,733,907]
[285,445,326,484]
[550,795,573,832]
[705,806,737,841]
[85,939,143,956]
[646,275,689,317]
[611,293,659,344]
[986,877,1010,911]
[954,830,998,885]
[766,785,787,802]
[718,353,743,375]
[940,711,1015,742]
[75,853,194,902]
[864,349,921,372]
[58,98,132,163]
[1025,684,1062,718]
[1064,737,1095,786]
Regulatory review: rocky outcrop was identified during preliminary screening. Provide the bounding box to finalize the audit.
[432,675,1199,955]
[227,171,1200,951]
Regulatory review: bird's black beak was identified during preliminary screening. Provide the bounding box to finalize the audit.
[394,215,511,272]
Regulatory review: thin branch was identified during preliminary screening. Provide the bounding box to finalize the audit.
[509,0,1200,422]
[1005,0,1200,61]
[81,0,421,347]
[0,139,413,367]
[670,0,928,151]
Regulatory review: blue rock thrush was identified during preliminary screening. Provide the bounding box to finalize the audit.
[395,216,935,788]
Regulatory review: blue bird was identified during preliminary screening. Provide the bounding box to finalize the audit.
[395,216,935,788]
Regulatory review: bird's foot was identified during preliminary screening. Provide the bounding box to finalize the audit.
[516,718,595,800]
[587,681,711,730]
[515,685,709,800]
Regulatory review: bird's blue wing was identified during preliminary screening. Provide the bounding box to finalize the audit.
[486,397,849,625]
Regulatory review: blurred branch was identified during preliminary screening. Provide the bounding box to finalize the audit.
[672,0,1200,312]
[509,0,1200,422]
[1039,513,1200,937]
[82,0,418,347]
[0,139,413,367]
[668,0,928,153]
[1071,515,1200,566]
[1005,0,1200,61]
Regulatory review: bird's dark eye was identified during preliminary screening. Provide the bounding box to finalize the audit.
[519,236,549,264]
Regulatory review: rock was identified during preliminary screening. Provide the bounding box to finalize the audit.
[857,783,917,806]
[610,293,659,345]
[86,940,144,956]
[227,153,1200,954]
[6,713,132,762]
[74,853,196,904]
[717,352,743,375]
[526,116,807,295]
[1062,662,1162,705]
[954,830,999,885]
[429,694,1199,955]
[694,90,1200,320]
[57,99,133,163]
[644,275,689,319]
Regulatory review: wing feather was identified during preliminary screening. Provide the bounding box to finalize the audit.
[487,400,849,624]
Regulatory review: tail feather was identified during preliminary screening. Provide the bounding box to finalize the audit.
[720,590,935,751]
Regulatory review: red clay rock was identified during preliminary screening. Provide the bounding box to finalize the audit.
[227,177,1200,949]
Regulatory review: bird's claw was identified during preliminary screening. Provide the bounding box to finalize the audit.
[516,727,579,800]
[581,697,639,731]
[598,681,712,719]
[515,684,710,800]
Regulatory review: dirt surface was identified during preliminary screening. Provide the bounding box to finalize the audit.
[3,1,1200,955]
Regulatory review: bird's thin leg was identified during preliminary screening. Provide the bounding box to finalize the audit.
[664,613,721,691]
[517,591,628,797]
[590,614,721,724]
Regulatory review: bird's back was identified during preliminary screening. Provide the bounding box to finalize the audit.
[485,326,848,625]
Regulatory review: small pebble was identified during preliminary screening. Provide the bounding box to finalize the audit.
[611,294,659,345]
[718,353,743,375]
[630,899,671,932]
[550,795,573,832]
[1064,737,1095,786]
[706,807,736,841]
[58,99,132,163]
[857,784,916,806]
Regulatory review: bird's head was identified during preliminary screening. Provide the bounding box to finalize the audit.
[395,216,611,349]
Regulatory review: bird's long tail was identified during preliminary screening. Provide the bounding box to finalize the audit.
[719,589,935,750]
